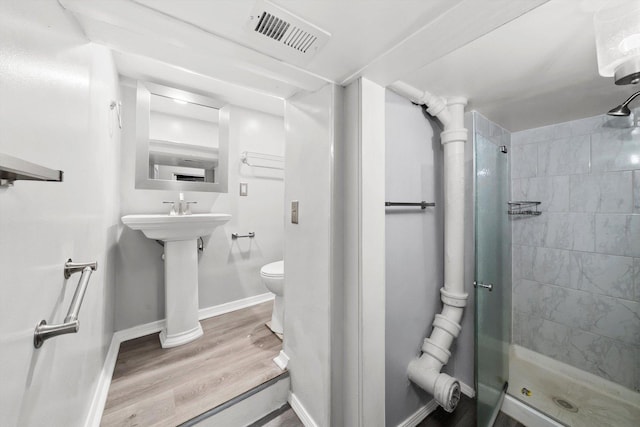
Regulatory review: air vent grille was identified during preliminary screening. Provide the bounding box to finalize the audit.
[254,12,289,41]
[285,28,317,53]
[254,12,319,53]
[246,0,330,64]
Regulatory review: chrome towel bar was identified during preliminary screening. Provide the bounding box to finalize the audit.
[64,259,98,279]
[232,232,255,239]
[34,259,97,348]
[385,201,436,210]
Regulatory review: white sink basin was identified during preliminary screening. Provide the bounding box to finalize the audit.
[121,212,232,348]
[121,213,231,241]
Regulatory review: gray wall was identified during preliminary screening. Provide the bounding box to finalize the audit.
[384,91,475,426]
[0,2,120,425]
[511,113,640,392]
[116,85,284,330]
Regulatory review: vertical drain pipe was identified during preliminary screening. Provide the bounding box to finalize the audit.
[389,82,468,412]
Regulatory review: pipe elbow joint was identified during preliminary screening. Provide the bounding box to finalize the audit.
[424,96,451,126]
[408,361,461,413]
[408,358,439,392]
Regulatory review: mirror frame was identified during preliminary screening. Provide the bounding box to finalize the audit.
[135,81,229,193]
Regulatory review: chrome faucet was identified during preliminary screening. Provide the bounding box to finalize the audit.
[163,192,197,215]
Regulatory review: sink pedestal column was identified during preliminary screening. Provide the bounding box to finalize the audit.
[159,239,203,348]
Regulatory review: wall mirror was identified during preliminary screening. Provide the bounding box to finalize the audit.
[135,81,229,192]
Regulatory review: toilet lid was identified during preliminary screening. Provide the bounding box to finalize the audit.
[261,260,284,278]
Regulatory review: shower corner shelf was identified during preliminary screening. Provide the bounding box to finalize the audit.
[508,201,541,216]
[0,153,63,187]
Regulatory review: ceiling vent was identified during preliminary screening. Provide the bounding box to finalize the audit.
[246,0,330,65]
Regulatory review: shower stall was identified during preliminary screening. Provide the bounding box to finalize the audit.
[473,111,640,427]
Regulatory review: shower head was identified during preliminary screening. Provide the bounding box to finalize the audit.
[608,90,640,116]
[608,104,632,116]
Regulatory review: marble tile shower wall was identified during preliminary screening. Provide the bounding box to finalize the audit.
[510,113,640,392]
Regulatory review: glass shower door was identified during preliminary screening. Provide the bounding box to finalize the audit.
[474,132,511,426]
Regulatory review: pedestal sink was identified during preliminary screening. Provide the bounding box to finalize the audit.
[121,213,231,348]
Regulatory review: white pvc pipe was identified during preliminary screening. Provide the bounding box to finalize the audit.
[389,82,468,412]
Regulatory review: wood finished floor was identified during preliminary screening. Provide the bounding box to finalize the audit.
[101,302,284,427]
[417,395,525,427]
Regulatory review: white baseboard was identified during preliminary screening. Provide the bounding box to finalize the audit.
[84,293,276,427]
[199,293,274,321]
[83,338,121,427]
[397,399,439,427]
[116,319,165,343]
[459,381,475,398]
[273,350,289,370]
[288,392,319,427]
[502,395,563,427]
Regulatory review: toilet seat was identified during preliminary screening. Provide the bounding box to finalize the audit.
[260,260,284,278]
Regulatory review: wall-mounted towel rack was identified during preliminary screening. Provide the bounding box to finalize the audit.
[240,151,284,170]
[34,259,97,348]
[385,201,436,210]
[508,201,541,216]
[0,153,63,188]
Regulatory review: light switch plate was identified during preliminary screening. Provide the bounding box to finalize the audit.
[240,182,248,196]
[291,200,299,224]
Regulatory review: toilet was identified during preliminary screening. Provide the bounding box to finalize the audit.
[260,260,284,334]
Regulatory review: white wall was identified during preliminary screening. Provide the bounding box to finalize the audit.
[384,91,475,426]
[283,83,342,427]
[117,87,284,330]
[341,78,387,427]
[0,2,120,426]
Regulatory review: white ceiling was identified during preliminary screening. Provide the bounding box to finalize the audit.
[402,0,634,130]
[60,0,638,131]
[133,0,461,83]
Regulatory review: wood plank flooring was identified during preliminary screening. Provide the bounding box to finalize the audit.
[101,302,284,427]
[417,395,525,427]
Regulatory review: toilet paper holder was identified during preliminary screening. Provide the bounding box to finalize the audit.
[232,232,255,240]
